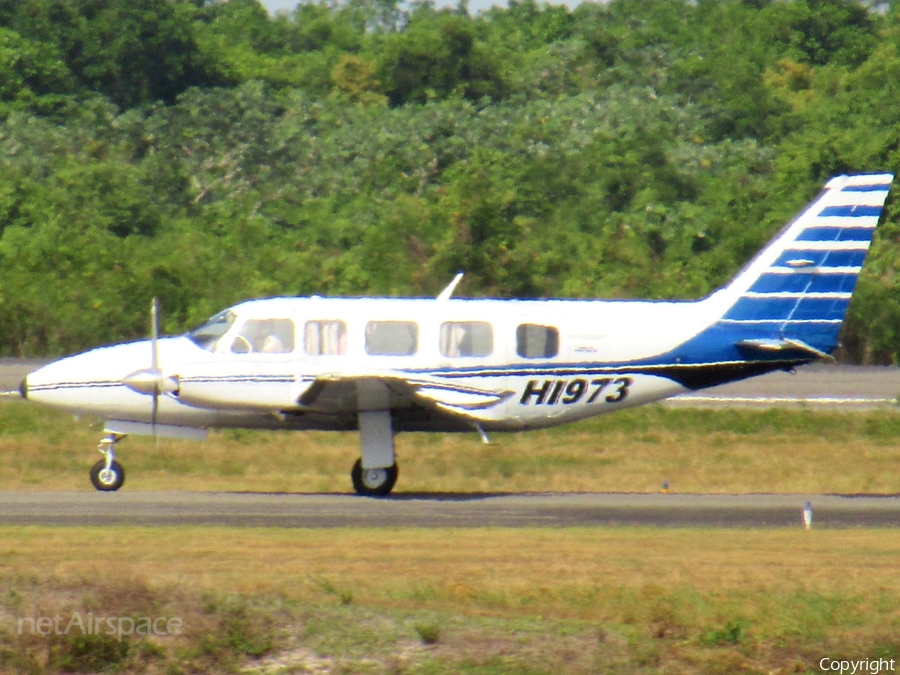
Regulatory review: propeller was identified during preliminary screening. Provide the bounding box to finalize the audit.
[122,298,178,434]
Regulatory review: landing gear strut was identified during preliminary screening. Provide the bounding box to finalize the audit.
[90,434,126,491]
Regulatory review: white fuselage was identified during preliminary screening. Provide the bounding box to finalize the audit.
[24,294,720,436]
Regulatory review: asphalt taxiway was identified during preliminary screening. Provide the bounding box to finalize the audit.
[1,491,898,528]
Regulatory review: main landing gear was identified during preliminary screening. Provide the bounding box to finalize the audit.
[351,458,398,497]
[352,383,399,497]
[90,434,126,491]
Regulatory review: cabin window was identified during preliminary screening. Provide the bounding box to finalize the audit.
[440,322,493,357]
[305,320,347,355]
[365,321,418,356]
[230,318,295,354]
[187,310,236,351]
[516,324,559,358]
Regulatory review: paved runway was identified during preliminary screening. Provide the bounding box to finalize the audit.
[0,359,45,393]
[666,363,900,407]
[2,491,898,528]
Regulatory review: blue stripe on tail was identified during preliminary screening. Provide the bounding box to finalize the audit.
[771,249,866,267]
[796,227,875,242]
[749,273,859,294]
[818,204,884,217]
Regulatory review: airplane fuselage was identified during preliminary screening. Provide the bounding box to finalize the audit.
[25,294,749,435]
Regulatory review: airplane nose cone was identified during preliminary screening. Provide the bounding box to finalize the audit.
[19,377,27,400]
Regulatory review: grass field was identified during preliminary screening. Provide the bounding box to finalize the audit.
[3,527,900,674]
[2,400,900,673]
[3,399,900,494]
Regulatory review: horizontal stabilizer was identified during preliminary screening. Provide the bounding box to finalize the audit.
[735,338,835,362]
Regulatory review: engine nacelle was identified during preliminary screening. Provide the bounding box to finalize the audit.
[173,361,311,412]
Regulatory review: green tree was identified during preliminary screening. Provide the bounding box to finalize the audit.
[6,0,226,108]
[376,10,507,104]
[0,28,73,117]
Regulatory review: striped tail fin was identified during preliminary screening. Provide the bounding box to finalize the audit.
[711,173,893,357]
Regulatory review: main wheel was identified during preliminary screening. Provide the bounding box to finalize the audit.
[90,459,125,491]
[351,458,398,497]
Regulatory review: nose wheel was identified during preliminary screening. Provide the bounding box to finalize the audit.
[90,434,126,491]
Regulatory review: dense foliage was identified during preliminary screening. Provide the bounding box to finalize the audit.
[1,0,900,362]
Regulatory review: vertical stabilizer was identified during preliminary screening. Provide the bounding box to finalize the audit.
[708,173,893,355]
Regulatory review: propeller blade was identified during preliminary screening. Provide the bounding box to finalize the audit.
[151,387,159,433]
[150,298,160,437]
[151,297,160,372]
[121,298,174,448]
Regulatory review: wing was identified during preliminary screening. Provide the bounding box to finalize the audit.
[298,372,514,419]
[173,360,513,422]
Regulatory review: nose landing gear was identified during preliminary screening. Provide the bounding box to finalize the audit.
[89,434,126,491]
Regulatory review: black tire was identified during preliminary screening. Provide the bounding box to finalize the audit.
[90,459,125,491]
[350,458,398,497]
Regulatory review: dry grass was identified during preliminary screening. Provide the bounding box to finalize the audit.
[2,526,900,673]
[4,526,899,623]
[3,400,900,493]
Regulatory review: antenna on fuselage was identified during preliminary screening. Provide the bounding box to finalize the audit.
[437,272,464,301]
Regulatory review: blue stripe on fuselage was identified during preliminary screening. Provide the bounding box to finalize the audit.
[408,321,817,392]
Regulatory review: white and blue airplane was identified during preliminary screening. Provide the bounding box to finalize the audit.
[20,173,894,495]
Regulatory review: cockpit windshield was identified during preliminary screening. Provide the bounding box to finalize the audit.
[187,310,236,351]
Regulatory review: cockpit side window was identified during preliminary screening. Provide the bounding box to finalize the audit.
[187,310,236,351]
[230,318,295,354]
[305,320,347,355]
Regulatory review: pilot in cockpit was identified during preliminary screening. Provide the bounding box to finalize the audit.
[231,318,294,354]
[260,320,286,353]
